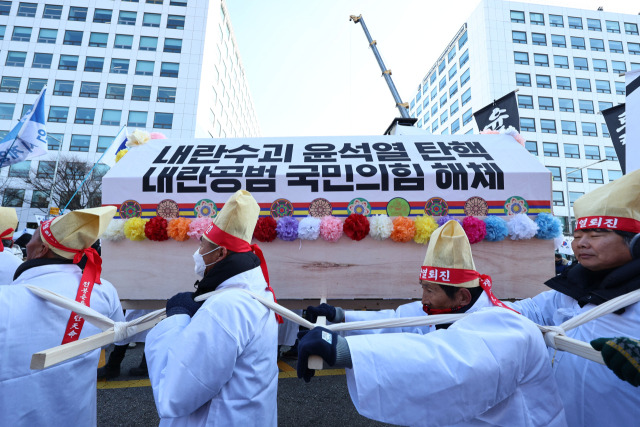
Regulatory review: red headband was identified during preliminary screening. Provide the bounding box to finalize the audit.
[574,216,640,233]
[420,266,519,314]
[0,228,14,252]
[204,223,283,323]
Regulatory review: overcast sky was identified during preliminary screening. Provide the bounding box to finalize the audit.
[226,0,640,137]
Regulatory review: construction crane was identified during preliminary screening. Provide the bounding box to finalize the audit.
[350,14,411,119]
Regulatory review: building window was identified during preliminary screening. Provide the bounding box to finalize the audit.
[532,33,546,46]
[520,118,535,132]
[139,36,158,51]
[549,14,563,27]
[69,135,91,152]
[568,16,583,29]
[525,141,538,155]
[74,108,95,125]
[541,120,557,134]
[551,35,566,48]
[609,40,623,54]
[430,88,437,101]
[170,0,187,6]
[587,18,601,31]
[534,54,549,67]
[510,10,525,23]
[101,109,121,126]
[48,106,69,123]
[97,136,113,153]
[582,122,597,137]
[440,93,448,107]
[84,57,104,72]
[0,0,10,15]
[37,160,55,177]
[590,38,605,51]
[593,59,608,72]
[543,142,559,156]
[17,2,37,17]
[0,103,15,120]
[538,96,554,111]
[579,100,594,114]
[587,169,604,184]
[164,38,182,53]
[438,61,446,75]
[451,119,460,134]
[68,6,87,21]
[128,111,148,127]
[440,109,448,125]
[625,23,639,35]
[569,192,583,206]
[449,82,458,97]
[45,134,61,151]
[561,120,577,135]
[131,85,151,101]
[167,15,186,29]
[462,108,472,125]
[567,168,582,183]
[553,191,564,206]
[461,88,471,106]
[608,170,622,181]
[79,82,99,98]
[512,31,527,44]
[612,61,626,74]
[38,28,57,44]
[529,12,544,25]
[147,0,163,3]
[518,95,533,109]
[6,51,27,67]
[459,50,469,67]
[431,120,439,132]
[448,64,457,79]
[536,75,551,88]
[27,78,46,94]
[547,166,562,182]
[63,30,83,46]
[32,53,52,69]
[576,78,591,92]
[53,80,73,96]
[606,20,620,33]
[160,62,179,78]
[516,73,531,87]
[2,189,25,207]
[0,25,5,40]
[118,10,137,25]
[595,80,611,94]
[135,61,154,76]
[143,13,161,27]
[584,145,600,159]
[12,26,32,42]
[458,31,468,48]
[157,87,176,103]
[601,123,610,138]
[554,55,568,69]
[564,144,580,158]
[93,9,112,23]
[0,76,20,93]
[431,103,438,116]
[615,81,625,95]
[460,68,470,86]
[605,146,617,160]
[89,32,108,47]
[571,36,585,50]
[114,34,133,49]
[573,57,588,71]
[31,190,49,208]
[439,76,447,90]
[42,4,62,19]
[110,58,130,74]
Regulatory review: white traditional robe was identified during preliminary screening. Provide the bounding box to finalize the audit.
[345,307,567,427]
[145,266,278,427]
[511,291,640,427]
[0,248,22,285]
[0,263,124,426]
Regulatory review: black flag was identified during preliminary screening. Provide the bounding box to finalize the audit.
[473,91,520,132]
[601,104,626,174]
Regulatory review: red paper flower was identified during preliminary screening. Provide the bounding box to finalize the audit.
[144,216,169,241]
[343,213,370,241]
[254,217,277,242]
[462,216,487,244]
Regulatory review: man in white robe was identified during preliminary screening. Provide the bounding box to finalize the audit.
[297,220,567,427]
[0,207,124,426]
[510,169,640,426]
[0,207,22,284]
[146,190,280,426]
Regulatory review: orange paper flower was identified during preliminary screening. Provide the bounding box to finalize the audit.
[167,217,192,241]
[390,217,416,243]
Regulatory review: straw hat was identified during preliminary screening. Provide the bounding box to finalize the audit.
[204,190,259,247]
[574,168,640,233]
[420,220,479,288]
[41,206,117,259]
[0,207,18,239]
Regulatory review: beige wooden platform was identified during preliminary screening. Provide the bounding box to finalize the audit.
[102,237,554,310]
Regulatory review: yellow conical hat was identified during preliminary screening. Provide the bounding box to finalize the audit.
[420,220,479,288]
[0,207,18,239]
[204,190,259,246]
[574,168,640,233]
[42,207,117,259]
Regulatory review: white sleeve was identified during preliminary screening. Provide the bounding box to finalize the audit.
[508,290,561,326]
[344,301,432,335]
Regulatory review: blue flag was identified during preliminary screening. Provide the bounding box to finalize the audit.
[0,88,48,168]
[100,125,128,167]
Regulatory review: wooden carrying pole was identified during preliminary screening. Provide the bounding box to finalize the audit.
[308,296,327,370]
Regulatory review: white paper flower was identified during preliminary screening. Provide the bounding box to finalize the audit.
[298,216,321,240]
[369,215,393,240]
[507,214,539,240]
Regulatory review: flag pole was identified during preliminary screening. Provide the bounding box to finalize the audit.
[46,134,64,215]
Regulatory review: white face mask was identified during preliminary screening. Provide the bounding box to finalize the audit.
[193,246,221,278]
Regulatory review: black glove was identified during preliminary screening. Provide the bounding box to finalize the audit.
[305,303,337,323]
[296,327,338,382]
[166,292,202,317]
[591,337,640,387]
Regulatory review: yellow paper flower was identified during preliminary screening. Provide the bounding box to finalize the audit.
[413,215,439,244]
[124,217,148,241]
[115,149,129,163]
[126,129,151,147]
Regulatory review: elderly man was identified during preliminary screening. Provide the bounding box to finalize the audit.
[0,207,124,426]
[145,190,280,426]
[297,221,567,426]
[510,168,640,426]
[0,207,22,284]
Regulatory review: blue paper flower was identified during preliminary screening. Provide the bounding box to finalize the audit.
[484,216,508,241]
[535,213,563,239]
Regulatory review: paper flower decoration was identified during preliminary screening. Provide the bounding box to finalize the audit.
[462,216,487,244]
[124,217,148,241]
[150,132,167,140]
[413,215,438,244]
[535,213,563,239]
[167,217,191,241]
[436,215,461,227]
[126,129,151,147]
[484,216,508,242]
[115,149,129,163]
[507,214,539,240]
[390,217,415,243]
[102,219,126,242]
[343,214,370,241]
[254,217,277,242]
[369,215,393,240]
[187,217,213,240]
[144,216,169,241]
[276,216,299,241]
[480,126,526,147]
[319,216,343,243]
[298,216,321,240]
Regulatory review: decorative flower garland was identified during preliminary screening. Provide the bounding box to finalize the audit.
[254,217,277,242]
[343,214,369,241]
[167,217,191,241]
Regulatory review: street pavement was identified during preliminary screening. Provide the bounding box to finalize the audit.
[97,344,396,427]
